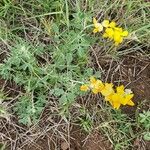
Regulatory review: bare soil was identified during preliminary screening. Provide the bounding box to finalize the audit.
[21,126,112,150]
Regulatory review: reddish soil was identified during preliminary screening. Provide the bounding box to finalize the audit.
[19,126,112,150]
[70,128,112,150]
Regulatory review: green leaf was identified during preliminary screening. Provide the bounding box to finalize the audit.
[67,92,75,103]
[85,68,93,76]
[53,88,64,97]
[143,132,150,141]
[52,23,59,34]
[66,53,73,64]
[77,47,85,57]
[59,94,67,105]
[94,71,102,78]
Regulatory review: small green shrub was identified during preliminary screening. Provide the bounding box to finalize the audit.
[0,12,96,125]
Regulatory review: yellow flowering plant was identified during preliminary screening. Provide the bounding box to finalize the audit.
[93,18,129,46]
[110,85,134,109]
[80,77,104,94]
[80,77,134,110]
[93,18,103,33]
[89,77,104,94]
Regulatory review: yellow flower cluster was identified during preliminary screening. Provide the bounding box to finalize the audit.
[93,18,129,46]
[80,77,134,109]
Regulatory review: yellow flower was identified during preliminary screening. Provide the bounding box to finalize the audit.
[111,93,122,109]
[90,76,97,85]
[122,88,134,105]
[114,27,123,32]
[114,30,123,45]
[110,85,134,109]
[101,83,114,97]
[90,77,104,94]
[109,21,116,28]
[109,85,124,109]
[80,84,89,92]
[80,77,104,94]
[113,28,129,46]
[122,94,134,106]
[121,30,128,37]
[92,18,129,46]
[103,28,114,39]
[102,20,110,27]
[102,20,129,46]
[116,85,125,94]
[93,18,103,33]
[105,93,114,103]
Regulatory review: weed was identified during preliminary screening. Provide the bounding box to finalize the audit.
[78,107,93,132]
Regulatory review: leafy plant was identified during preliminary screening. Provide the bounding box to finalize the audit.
[0,9,95,125]
[14,92,47,126]
[138,110,150,129]
[78,107,93,132]
[138,110,150,141]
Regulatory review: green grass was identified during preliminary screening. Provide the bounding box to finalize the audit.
[0,0,150,149]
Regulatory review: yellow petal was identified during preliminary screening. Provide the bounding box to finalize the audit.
[93,23,103,33]
[120,97,128,105]
[111,93,121,109]
[96,80,103,86]
[93,18,97,24]
[114,37,123,46]
[114,33,123,45]
[80,85,89,91]
[105,28,114,39]
[97,24,103,32]
[101,83,114,97]
[113,102,121,109]
[114,31,122,41]
[102,20,109,27]
[111,93,120,102]
[103,33,108,38]
[109,21,116,28]
[93,28,98,33]
[96,80,104,92]
[126,94,134,100]
[122,94,134,105]
[90,76,97,88]
[114,27,123,32]
[127,100,135,106]
[105,94,113,102]
[92,88,99,94]
[94,23,100,28]
[116,85,125,95]
[90,76,96,84]
[121,30,129,37]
